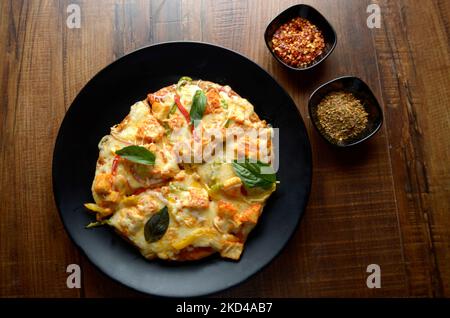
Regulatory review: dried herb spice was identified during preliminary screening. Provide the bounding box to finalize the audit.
[316,91,369,142]
[271,17,325,68]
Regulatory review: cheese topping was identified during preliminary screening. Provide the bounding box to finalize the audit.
[86,80,276,261]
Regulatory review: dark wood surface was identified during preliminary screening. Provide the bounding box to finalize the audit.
[0,0,449,297]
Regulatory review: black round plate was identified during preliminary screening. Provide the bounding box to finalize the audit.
[53,42,312,297]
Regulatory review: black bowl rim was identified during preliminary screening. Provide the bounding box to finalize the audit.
[52,40,313,297]
[264,4,337,71]
[307,75,384,147]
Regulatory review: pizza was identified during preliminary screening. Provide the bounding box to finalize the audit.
[85,77,277,261]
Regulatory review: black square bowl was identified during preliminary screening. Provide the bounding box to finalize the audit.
[264,4,337,71]
[308,76,383,147]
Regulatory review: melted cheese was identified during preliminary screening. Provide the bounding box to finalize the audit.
[88,80,276,261]
[111,101,165,143]
[179,84,202,111]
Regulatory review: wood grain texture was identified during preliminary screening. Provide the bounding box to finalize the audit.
[0,0,448,297]
[372,0,450,296]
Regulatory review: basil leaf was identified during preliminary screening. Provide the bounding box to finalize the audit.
[190,89,207,127]
[232,160,276,189]
[115,145,155,165]
[144,206,169,243]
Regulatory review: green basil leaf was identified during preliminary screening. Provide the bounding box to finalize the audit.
[190,89,207,127]
[232,160,276,189]
[144,206,169,243]
[115,145,155,165]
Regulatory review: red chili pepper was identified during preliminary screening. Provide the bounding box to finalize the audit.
[111,155,120,176]
[174,94,191,124]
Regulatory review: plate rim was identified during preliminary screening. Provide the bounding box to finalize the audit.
[52,41,313,297]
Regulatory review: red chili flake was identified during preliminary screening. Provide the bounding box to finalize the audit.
[271,17,325,68]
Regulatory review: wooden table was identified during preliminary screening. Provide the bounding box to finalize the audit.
[1,0,449,298]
